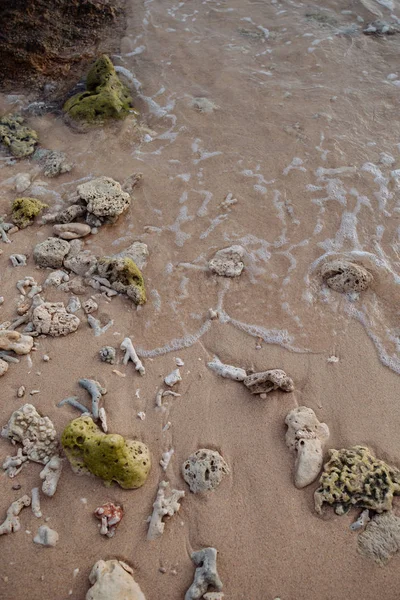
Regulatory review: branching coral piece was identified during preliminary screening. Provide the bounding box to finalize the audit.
[147,481,185,540]
[314,446,400,515]
[0,495,31,535]
[121,337,145,375]
[94,502,124,538]
[185,548,223,600]
[244,369,294,394]
[79,379,106,420]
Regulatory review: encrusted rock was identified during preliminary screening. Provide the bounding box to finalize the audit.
[182,449,230,494]
[61,415,151,489]
[77,176,131,222]
[52,204,87,224]
[0,115,38,158]
[34,237,71,269]
[321,260,373,293]
[1,404,58,464]
[0,330,33,354]
[208,245,245,277]
[12,197,47,228]
[185,548,223,600]
[53,223,91,240]
[97,256,146,304]
[314,446,400,515]
[285,406,330,489]
[244,369,294,395]
[114,242,149,270]
[32,302,80,336]
[99,346,116,364]
[86,560,146,600]
[41,150,72,177]
[64,55,133,125]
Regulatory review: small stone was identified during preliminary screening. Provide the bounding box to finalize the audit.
[53,223,91,240]
[208,245,245,277]
[17,386,26,398]
[12,484,21,491]
[33,237,70,269]
[14,173,31,193]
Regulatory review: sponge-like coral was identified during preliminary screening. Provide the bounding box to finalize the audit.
[61,416,151,489]
[12,197,47,228]
[97,256,146,304]
[321,260,373,293]
[63,55,134,125]
[314,446,400,515]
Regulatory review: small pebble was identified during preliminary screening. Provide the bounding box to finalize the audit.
[12,483,21,491]
[30,390,40,395]
[137,412,146,420]
[159,567,167,574]
[260,393,267,399]
[43,355,50,362]
[17,386,25,398]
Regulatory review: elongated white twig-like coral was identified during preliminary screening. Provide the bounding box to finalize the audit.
[120,337,145,375]
[147,481,185,541]
[0,495,31,535]
[31,487,42,518]
[207,356,246,381]
[40,455,63,497]
[160,449,174,471]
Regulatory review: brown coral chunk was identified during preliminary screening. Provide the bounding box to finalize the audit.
[321,260,373,293]
[243,369,294,395]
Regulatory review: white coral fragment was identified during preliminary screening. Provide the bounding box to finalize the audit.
[185,548,223,600]
[121,337,145,375]
[0,330,34,354]
[207,356,246,381]
[40,455,63,497]
[147,481,185,541]
[33,525,59,547]
[164,368,182,387]
[208,245,245,277]
[0,495,31,535]
[86,560,147,600]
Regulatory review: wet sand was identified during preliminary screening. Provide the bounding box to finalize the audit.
[1,0,400,598]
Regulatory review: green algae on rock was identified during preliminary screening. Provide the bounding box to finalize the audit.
[63,55,134,125]
[61,416,151,489]
[97,256,146,305]
[314,446,400,515]
[0,115,38,158]
[12,197,47,228]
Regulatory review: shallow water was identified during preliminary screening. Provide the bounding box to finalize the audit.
[1,0,400,598]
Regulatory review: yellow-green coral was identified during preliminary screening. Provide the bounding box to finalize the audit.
[61,416,151,489]
[97,256,146,305]
[314,446,400,515]
[12,197,48,228]
[0,115,38,158]
[63,55,134,124]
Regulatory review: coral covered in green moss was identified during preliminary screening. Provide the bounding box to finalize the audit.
[97,256,146,304]
[63,55,134,124]
[61,416,151,489]
[314,446,400,515]
[0,115,38,158]
[12,197,47,228]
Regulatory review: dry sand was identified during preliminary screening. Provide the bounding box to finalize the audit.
[1,0,400,598]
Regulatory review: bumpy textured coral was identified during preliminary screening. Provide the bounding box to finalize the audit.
[86,560,146,600]
[182,449,230,493]
[12,197,47,228]
[208,245,245,277]
[244,369,294,395]
[77,176,131,220]
[64,55,134,124]
[61,416,151,489]
[1,404,58,464]
[314,446,400,514]
[97,257,146,304]
[33,237,71,269]
[321,260,373,293]
[32,302,80,336]
[0,115,38,158]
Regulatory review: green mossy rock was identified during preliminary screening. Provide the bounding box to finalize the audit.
[0,115,38,158]
[61,416,151,489]
[97,256,146,305]
[63,55,134,124]
[314,446,400,515]
[12,197,48,228]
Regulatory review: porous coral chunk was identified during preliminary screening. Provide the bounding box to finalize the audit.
[77,176,131,221]
[33,237,71,269]
[97,256,146,304]
[0,114,38,158]
[321,260,373,293]
[314,446,400,515]
[182,449,230,494]
[64,55,134,125]
[61,416,151,489]
[32,302,80,336]
[208,245,245,277]
[0,330,33,354]
[1,404,58,464]
[12,197,47,228]
[185,548,223,600]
